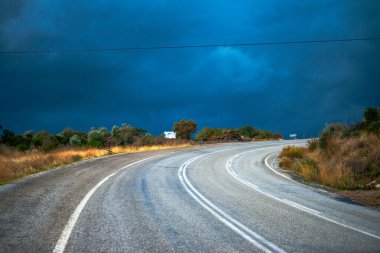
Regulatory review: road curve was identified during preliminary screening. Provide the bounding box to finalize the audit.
[0,141,379,252]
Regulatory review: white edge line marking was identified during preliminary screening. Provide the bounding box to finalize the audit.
[264,152,329,193]
[281,199,320,214]
[178,148,287,253]
[228,151,380,240]
[264,153,292,180]
[53,155,162,253]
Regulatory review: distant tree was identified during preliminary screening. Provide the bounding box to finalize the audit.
[32,130,59,151]
[88,127,110,147]
[111,123,148,145]
[58,128,76,145]
[23,130,34,140]
[88,130,102,147]
[366,121,380,135]
[131,127,147,136]
[74,131,88,145]
[0,128,33,151]
[12,130,34,151]
[1,129,15,146]
[256,130,272,139]
[238,126,260,139]
[363,107,380,135]
[220,129,241,141]
[111,125,121,145]
[195,127,218,141]
[364,107,379,123]
[173,120,197,140]
[69,135,81,146]
[273,132,283,139]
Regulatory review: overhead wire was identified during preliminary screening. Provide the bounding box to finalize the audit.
[0,37,379,55]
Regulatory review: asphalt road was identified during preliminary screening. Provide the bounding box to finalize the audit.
[0,141,379,252]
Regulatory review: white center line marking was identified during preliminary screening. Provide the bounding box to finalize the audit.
[227,151,380,240]
[53,155,162,253]
[178,147,286,253]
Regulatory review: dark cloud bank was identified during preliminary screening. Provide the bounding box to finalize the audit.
[1,0,380,138]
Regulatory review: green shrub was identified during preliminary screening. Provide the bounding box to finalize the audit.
[280,146,305,159]
[237,126,259,139]
[69,135,82,146]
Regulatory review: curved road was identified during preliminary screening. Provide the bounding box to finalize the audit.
[0,141,379,252]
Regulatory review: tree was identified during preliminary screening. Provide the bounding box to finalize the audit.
[74,131,88,145]
[238,126,259,139]
[273,132,283,139]
[111,125,121,145]
[111,123,148,145]
[195,127,221,141]
[173,120,197,140]
[58,128,76,145]
[15,130,34,151]
[1,129,15,145]
[220,129,241,141]
[32,130,59,151]
[88,127,110,147]
[364,107,379,123]
[69,135,81,146]
[256,130,272,139]
[363,107,380,135]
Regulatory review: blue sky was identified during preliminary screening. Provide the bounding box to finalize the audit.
[1,0,379,138]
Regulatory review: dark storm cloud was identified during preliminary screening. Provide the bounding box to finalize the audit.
[0,0,379,137]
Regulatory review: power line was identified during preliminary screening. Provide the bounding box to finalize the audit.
[1,37,379,54]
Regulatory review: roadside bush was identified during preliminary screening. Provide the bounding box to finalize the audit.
[319,124,346,150]
[307,139,318,151]
[295,158,319,181]
[279,156,292,169]
[280,146,305,159]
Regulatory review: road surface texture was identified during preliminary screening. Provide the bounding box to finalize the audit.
[0,141,379,252]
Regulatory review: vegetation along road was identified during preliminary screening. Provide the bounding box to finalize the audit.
[0,141,379,252]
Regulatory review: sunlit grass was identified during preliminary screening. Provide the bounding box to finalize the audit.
[0,143,192,184]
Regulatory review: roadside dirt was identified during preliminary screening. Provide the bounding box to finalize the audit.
[339,190,380,209]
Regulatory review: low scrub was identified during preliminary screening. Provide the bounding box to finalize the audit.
[0,143,191,184]
[280,135,380,189]
[279,108,380,190]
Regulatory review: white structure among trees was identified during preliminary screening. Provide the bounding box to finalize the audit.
[164,131,176,139]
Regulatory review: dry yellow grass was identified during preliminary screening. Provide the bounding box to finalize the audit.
[110,143,191,153]
[0,143,192,184]
[279,135,380,189]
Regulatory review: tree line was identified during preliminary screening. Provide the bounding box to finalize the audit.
[0,123,162,152]
[195,126,282,141]
[0,120,282,152]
